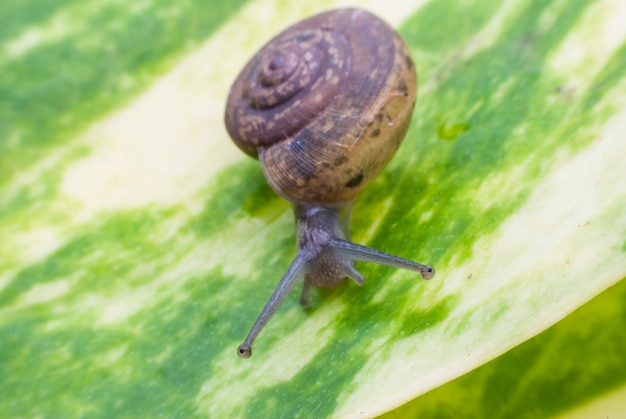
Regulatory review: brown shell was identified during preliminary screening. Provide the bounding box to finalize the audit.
[224,8,417,203]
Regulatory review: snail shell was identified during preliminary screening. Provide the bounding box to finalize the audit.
[225,8,417,203]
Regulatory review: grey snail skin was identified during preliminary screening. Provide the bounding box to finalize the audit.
[224,8,435,358]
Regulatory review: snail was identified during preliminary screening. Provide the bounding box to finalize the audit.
[224,8,435,359]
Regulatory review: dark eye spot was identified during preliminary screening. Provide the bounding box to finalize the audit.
[371,128,380,138]
[346,174,364,188]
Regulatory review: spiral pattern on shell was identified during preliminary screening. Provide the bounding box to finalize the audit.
[225,8,417,203]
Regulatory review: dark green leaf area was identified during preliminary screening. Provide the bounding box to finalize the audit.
[402,0,498,52]
[0,0,247,187]
[399,296,458,336]
[0,315,150,418]
[0,0,80,44]
[0,272,231,417]
[184,159,286,238]
[0,208,179,307]
[383,276,626,418]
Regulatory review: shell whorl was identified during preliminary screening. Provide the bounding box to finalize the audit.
[225,8,417,203]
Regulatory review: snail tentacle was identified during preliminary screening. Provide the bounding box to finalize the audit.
[344,264,365,286]
[237,250,313,358]
[328,239,435,280]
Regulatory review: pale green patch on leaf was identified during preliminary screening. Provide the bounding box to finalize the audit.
[0,0,625,418]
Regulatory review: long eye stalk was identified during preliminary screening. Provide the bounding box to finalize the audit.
[237,251,312,358]
[328,239,435,279]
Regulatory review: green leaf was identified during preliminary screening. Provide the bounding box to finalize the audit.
[382,276,626,418]
[1,0,625,417]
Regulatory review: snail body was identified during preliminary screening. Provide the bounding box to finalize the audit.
[224,8,434,359]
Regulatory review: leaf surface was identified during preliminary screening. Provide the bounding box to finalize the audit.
[0,0,625,417]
